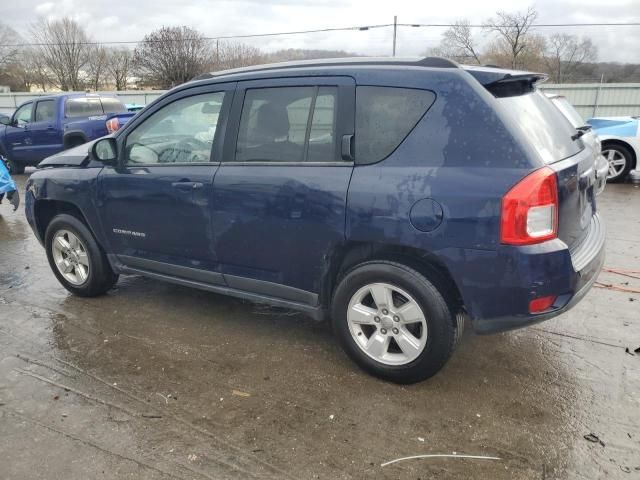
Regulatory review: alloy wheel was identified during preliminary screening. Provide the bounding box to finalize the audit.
[347,282,428,366]
[51,229,90,285]
[603,148,627,180]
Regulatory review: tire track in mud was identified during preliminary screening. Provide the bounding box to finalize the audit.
[5,353,296,480]
[0,309,296,480]
[2,408,187,480]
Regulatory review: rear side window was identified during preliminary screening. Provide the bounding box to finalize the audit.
[65,98,104,118]
[356,87,435,164]
[35,100,55,123]
[235,86,338,163]
[100,97,127,114]
[499,91,582,164]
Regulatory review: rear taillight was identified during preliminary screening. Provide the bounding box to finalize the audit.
[501,167,558,245]
[106,118,120,134]
[529,295,557,313]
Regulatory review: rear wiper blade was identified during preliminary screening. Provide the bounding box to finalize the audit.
[571,126,591,141]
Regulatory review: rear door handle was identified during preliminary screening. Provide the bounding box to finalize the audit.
[171,181,203,191]
[46,125,55,130]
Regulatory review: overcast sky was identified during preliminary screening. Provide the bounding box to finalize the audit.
[3,0,640,64]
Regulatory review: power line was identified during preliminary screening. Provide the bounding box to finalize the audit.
[0,24,393,48]
[1,21,639,48]
[401,22,640,28]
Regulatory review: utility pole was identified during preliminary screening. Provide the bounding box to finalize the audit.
[392,15,397,57]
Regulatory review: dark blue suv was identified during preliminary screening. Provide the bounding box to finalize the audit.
[25,58,605,383]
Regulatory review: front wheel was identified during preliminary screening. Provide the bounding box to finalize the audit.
[331,261,456,384]
[4,155,25,175]
[45,214,118,296]
[602,144,633,183]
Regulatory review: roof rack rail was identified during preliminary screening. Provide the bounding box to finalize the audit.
[191,56,459,81]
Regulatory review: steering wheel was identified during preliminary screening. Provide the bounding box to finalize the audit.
[158,138,210,163]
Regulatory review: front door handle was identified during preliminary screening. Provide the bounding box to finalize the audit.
[172,181,203,191]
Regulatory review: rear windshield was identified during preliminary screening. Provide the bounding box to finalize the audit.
[498,90,582,164]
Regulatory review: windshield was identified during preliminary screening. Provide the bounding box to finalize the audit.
[498,90,583,164]
[550,96,586,128]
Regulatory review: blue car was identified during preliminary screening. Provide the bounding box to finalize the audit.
[24,58,605,383]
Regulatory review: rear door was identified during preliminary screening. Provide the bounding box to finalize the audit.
[212,76,355,304]
[30,99,62,160]
[97,83,235,278]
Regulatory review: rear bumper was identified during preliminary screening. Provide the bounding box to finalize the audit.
[443,213,606,334]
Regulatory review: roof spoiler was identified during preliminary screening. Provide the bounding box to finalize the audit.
[465,68,548,98]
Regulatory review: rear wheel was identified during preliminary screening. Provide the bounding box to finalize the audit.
[45,214,118,296]
[64,136,86,150]
[602,144,633,183]
[331,261,456,384]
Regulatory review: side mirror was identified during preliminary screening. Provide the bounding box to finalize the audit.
[0,116,11,126]
[91,137,118,164]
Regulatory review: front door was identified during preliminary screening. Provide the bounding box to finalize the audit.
[97,83,235,281]
[4,102,34,163]
[212,77,355,304]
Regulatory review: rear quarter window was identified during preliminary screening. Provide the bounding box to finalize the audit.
[100,97,127,114]
[356,86,436,164]
[65,98,104,118]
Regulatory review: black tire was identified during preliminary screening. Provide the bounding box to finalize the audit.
[331,261,456,384]
[45,214,118,297]
[64,136,86,150]
[4,155,25,175]
[603,143,633,183]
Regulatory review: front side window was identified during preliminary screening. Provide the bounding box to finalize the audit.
[235,86,338,163]
[35,100,55,123]
[14,103,33,125]
[65,97,104,118]
[125,92,225,165]
[356,86,436,164]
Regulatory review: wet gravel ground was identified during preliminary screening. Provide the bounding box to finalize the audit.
[1,173,639,480]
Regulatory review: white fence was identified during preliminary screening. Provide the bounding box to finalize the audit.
[2,83,639,119]
[539,83,640,118]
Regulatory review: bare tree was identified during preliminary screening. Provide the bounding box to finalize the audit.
[485,7,538,69]
[0,23,20,68]
[214,41,264,71]
[85,46,109,90]
[434,20,482,64]
[8,47,52,91]
[134,26,210,88]
[31,18,92,90]
[107,47,132,90]
[543,34,597,83]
